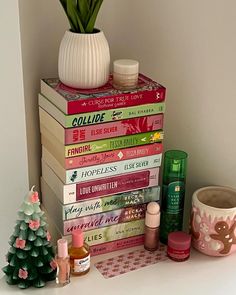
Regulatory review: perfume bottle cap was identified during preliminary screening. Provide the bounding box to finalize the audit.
[57,239,68,258]
[145,202,160,228]
[72,229,84,248]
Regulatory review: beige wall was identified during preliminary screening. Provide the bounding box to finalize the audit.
[98,0,236,225]
[0,1,29,268]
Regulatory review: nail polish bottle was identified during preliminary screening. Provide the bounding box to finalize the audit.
[68,229,90,276]
[56,239,70,286]
[144,202,160,251]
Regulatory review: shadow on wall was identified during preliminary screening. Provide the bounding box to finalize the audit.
[18,0,67,190]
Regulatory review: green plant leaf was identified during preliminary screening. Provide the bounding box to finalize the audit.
[60,0,76,32]
[59,0,103,33]
[88,0,92,8]
[86,0,103,33]
[59,0,67,11]
[67,0,85,33]
[77,0,89,25]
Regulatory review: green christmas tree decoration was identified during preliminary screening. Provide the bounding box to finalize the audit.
[2,186,57,289]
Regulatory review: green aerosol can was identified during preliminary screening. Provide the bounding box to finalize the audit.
[160,150,188,244]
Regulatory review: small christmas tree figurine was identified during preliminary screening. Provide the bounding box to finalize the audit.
[2,186,57,289]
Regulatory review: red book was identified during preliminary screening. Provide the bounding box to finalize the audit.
[41,73,166,115]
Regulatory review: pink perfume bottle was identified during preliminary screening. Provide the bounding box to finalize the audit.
[68,230,90,276]
[56,239,70,286]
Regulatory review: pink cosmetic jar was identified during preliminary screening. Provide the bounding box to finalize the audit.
[167,231,191,262]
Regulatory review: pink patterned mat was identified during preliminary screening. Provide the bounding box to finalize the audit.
[95,244,168,278]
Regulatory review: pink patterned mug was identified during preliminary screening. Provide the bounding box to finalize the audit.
[191,186,236,256]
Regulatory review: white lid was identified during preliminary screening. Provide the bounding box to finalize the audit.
[145,202,160,228]
[113,59,139,75]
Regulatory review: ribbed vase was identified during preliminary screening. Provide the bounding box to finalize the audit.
[58,30,110,89]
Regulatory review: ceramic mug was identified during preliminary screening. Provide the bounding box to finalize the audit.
[191,186,236,256]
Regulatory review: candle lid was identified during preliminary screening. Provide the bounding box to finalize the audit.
[113,59,139,75]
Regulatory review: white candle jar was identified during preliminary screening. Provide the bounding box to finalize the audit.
[113,59,139,90]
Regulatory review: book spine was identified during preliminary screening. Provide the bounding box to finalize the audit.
[65,130,164,158]
[65,143,163,169]
[83,219,145,246]
[67,87,166,115]
[63,186,160,220]
[90,235,144,256]
[65,114,164,144]
[65,102,165,128]
[74,168,159,202]
[63,204,146,235]
[43,164,159,204]
[65,154,162,184]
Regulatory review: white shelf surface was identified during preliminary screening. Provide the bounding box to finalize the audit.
[1,245,236,295]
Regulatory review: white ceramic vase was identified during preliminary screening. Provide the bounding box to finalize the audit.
[58,30,110,89]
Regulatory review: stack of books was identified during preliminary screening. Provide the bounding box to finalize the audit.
[39,74,166,256]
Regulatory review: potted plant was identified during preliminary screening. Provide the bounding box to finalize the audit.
[58,0,110,89]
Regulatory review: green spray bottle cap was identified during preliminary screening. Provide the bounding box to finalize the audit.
[163,150,188,181]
